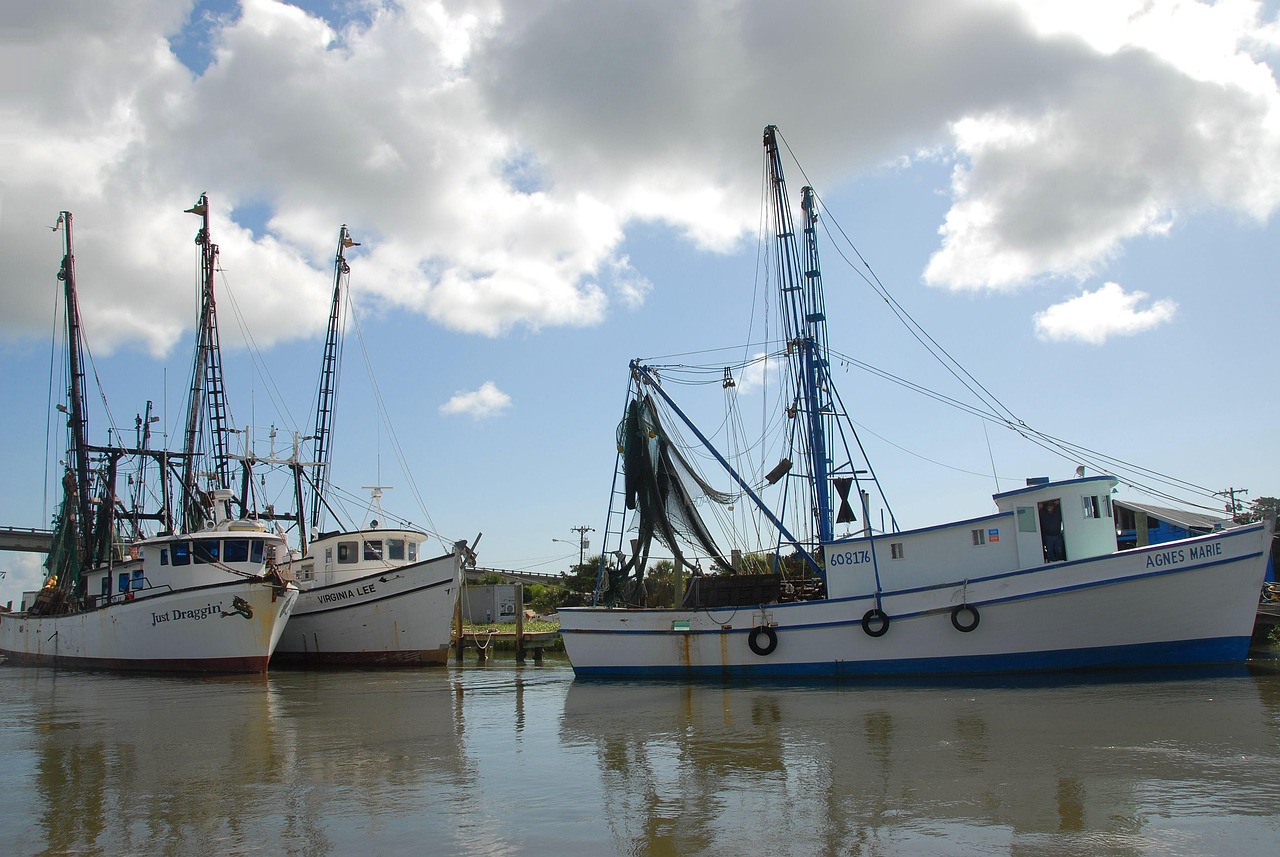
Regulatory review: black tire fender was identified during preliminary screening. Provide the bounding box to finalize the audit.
[951,603,980,632]
[861,608,890,637]
[748,625,778,656]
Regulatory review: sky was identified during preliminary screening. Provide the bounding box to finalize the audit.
[3,0,1280,605]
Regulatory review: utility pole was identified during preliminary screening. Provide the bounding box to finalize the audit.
[570,525,595,569]
[1215,487,1249,522]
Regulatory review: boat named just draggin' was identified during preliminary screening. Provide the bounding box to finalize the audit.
[0,206,298,673]
[557,127,1272,680]
[0,506,299,673]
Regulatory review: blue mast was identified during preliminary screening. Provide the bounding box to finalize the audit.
[763,125,834,544]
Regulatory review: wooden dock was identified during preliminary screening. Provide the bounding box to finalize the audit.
[453,628,560,663]
[453,587,560,663]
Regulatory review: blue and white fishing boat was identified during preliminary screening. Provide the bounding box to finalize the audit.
[558,127,1271,680]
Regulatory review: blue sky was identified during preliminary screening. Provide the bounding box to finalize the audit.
[3,0,1280,604]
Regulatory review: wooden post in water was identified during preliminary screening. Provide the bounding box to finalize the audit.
[515,583,525,663]
[453,594,464,662]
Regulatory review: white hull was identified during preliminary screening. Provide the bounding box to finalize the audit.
[560,524,1270,679]
[274,549,460,667]
[0,578,298,673]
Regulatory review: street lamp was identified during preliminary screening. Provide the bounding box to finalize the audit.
[552,537,583,569]
[553,526,595,568]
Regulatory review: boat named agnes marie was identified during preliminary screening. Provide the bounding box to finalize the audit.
[0,206,297,673]
[558,127,1271,680]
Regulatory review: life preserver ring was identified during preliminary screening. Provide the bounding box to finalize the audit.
[861,608,890,637]
[951,604,980,632]
[748,625,778,656]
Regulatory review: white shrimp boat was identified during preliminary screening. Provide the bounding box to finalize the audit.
[0,207,297,673]
[558,127,1271,680]
[271,228,463,667]
[273,521,463,667]
[1,514,298,672]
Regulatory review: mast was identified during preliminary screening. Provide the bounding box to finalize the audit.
[309,225,358,537]
[128,400,156,540]
[180,193,233,530]
[763,125,835,544]
[55,211,94,584]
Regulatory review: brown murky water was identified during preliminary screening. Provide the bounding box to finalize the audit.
[2,656,1278,856]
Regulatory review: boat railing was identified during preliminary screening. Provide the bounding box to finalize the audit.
[94,579,176,609]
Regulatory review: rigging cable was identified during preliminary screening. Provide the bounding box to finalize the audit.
[774,128,1231,516]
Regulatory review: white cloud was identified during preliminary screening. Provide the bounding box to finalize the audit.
[925,0,1280,291]
[0,553,48,608]
[1033,281,1177,344]
[440,380,512,419]
[2,0,1279,354]
[733,352,777,395]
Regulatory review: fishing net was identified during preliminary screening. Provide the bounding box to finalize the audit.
[601,395,737,605]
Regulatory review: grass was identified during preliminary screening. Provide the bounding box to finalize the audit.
[455,618,564,652]
[458,618,561,635]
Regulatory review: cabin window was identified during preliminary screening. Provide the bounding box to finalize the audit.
[364,540,383,561]
[1102,495,1112,517]
[408,541,419,562]
[971,529,987,546]
[388,539,406,561]
[1017,507,1037,533]
[101,577,110,597]
[193,540,219,564]
[224,539,249,563]
[337,541,358,563]
[132,570,144,590]
[298,563,314,582]
[172,541,191,566]
[890,542,905,560]
[1083,496,1102,519]
[325,547,333,567]
[251,540,265,564]
[118,572,130,593]
[160,548,169,565]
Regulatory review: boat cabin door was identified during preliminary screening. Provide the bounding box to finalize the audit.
[1038,498,1066,562]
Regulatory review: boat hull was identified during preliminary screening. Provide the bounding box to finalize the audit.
[0,578,298,673]
[272,551,459,667]
[560,524,1270,679]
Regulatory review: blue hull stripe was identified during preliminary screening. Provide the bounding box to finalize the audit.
[570,636,1253,680]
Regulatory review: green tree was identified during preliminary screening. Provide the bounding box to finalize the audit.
[1246,496,1280,523]
[558,555,603,608]
[642,559,677,607]
[525,582,565,615]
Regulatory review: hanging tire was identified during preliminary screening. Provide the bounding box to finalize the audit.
[951,604,980,632]
[861,608,890,637]
[748,625,778,656]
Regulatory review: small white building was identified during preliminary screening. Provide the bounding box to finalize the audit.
[461,584,519,624]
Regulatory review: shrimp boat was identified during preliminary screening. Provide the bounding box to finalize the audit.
[271,227,464,667]
[0,206,297,672]
[557,127,1272,680]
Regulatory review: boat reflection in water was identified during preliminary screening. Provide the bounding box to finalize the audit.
[559,668,1280,855]
[6,663,1279,855]
[6,669,475,855]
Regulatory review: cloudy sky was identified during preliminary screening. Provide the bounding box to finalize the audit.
[3,0,1279,603]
